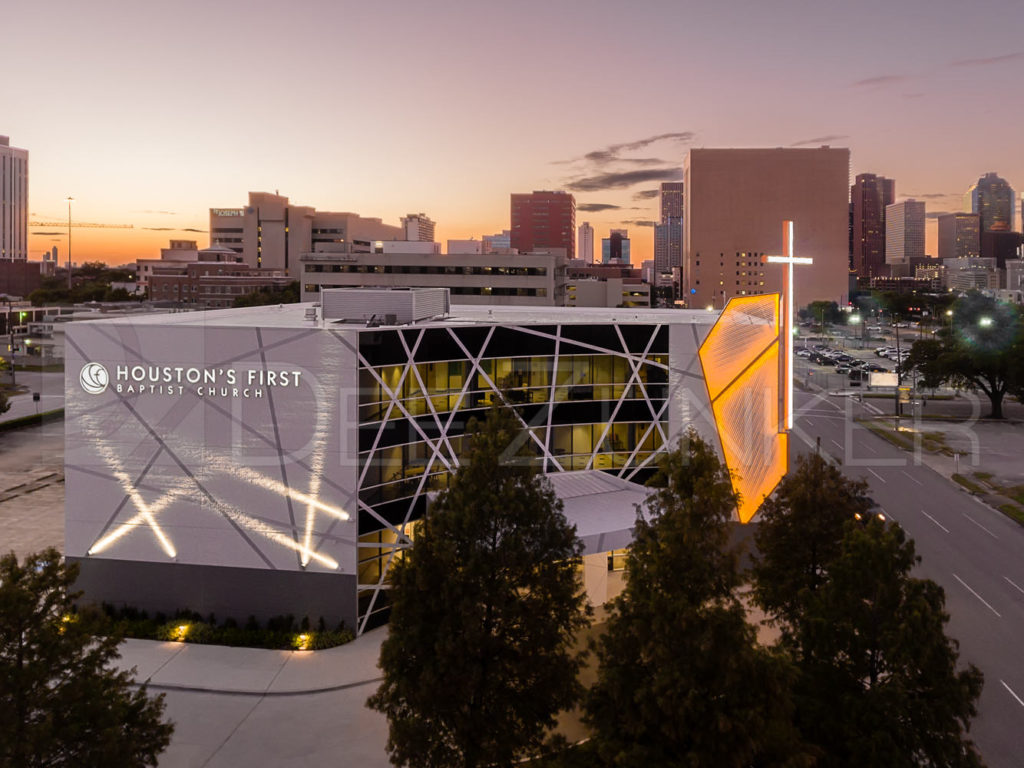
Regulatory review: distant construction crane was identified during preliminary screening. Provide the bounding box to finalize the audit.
[29,220,134,229]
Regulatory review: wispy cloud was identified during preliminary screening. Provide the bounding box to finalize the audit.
[586,132,695,164]
[566,167,683,193]
[33,231,63,235]
[790,134,848,147]
[633,189,660,200]
[851,75,907,88]
[952,51,1024,67]
[556,133,692,194]
[577,203,622,212]
[622,219,657,228]
[142,226,207,233]
[136,209,177,215]
[558,131,695,169]
[909,192,953,199]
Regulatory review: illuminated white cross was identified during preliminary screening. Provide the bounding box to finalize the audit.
[766,220,813,430]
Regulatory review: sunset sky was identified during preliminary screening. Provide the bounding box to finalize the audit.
[4,0,1023,266]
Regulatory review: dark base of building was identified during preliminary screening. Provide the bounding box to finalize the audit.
[69,557,358,632]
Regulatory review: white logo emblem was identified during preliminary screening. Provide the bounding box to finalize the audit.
[79,363,110,395]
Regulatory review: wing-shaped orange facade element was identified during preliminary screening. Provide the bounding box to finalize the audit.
[698,295,787,523]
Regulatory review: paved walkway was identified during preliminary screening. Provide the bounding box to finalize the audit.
[118,627,387,696]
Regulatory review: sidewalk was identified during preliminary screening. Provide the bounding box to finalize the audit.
[117,626,387,696]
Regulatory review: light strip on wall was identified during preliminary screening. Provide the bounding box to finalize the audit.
[87,489,185,556]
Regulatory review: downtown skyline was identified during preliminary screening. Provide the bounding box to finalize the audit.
[4,0,1023,265]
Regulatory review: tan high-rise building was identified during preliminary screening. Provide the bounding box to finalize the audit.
[209,192,405,276]
[885,200,926,276]
[577,221,594,263]
[683,147,850,309]
[0,136,29,261]
[401,213,436,242]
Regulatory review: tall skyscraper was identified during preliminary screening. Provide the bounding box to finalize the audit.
[937,212,980,260]
[885,200,926,275]
[684,147,850,309]
[964,172,1015,233]
[510,191,575,258]
[660,181,683,221]
[401,213,436,242]
[850,173,895,279]
[0,136,29,261]
[654,224,671,273]
[655,182,684,274]
[601,229,630,263]
[577,222,594,263]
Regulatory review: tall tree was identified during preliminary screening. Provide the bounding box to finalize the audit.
[367,404,589,768]
[792,520,985,767]
[905,293,1024,418]
[752,452,873,630]
[0,548,174,767]
[585,432,809,767]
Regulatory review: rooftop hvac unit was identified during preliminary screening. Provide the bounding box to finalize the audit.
[320,287,450,324]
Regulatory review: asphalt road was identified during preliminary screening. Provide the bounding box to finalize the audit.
[1,369,65,423]
[793,389,1024,768]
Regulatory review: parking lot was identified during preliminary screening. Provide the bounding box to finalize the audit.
[798,340,900,389]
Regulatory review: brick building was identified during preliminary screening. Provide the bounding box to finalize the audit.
[149,262,291,308]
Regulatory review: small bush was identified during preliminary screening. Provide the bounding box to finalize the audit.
[101,604,353,651]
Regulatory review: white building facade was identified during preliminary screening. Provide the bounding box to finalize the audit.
[885,199,926,276]
[65,290,788,634]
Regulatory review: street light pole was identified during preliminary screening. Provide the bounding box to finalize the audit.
[894,314,902,429]
[67,196,73,290]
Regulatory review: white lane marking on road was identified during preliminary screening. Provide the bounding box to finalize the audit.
[830,438,843,450]
[878,507,897,524]
[1004,576,1024,596]
[952,573,1002,618]
[863,401,883,415]
[867,468,886,483]
[961,513,998,540]
[901,470,923,486]
[805,418,814,426]
[1001,680,1024,709]
[921,510,950,533]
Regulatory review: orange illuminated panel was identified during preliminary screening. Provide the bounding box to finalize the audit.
[700,295,779,401]
[698,294,787,523]
[709,341,788,523]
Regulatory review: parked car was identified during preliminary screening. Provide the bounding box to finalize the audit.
[835,365,852,374]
